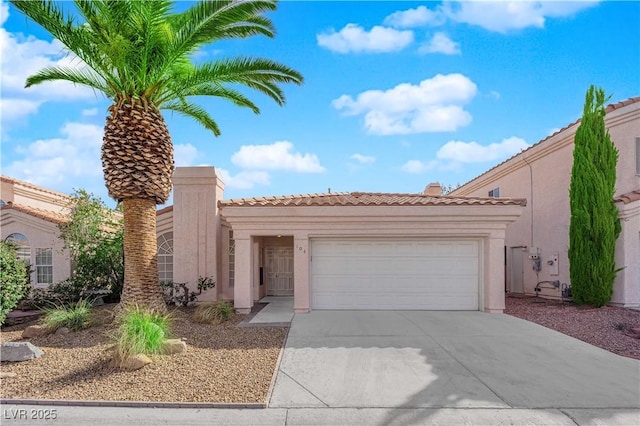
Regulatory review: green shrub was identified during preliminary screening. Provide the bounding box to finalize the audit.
[112,306,172,363]
[0,241,30,326]
[568,86,621,307]
[41,299,93,331]
[193,301,234,323]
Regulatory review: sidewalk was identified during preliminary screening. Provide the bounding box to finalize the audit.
[2,404,639,425]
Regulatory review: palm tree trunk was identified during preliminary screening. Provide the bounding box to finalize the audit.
[120,197,166,313]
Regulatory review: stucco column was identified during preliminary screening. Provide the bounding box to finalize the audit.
[612,204,640,308]
[484,233,506,313]
[293,235,310,313]
[233,236,253,314]
[172,167,223,302]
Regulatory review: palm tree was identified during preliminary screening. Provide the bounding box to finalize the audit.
[10,0,303,312]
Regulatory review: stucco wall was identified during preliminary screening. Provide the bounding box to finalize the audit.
[1,210,71,287]
[451,101,640,306]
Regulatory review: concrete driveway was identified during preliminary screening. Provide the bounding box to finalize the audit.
[269,311,639,422]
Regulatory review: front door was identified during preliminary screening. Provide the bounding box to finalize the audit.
[266,246,294,296]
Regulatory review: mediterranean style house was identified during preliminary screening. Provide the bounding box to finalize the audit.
[2,96,636,313]
[450,96,640,308]
[1,171,525,314]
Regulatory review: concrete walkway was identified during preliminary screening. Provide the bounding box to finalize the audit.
[270,311,640,424]
[248,297,293,325]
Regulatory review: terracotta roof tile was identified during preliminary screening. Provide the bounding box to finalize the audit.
[156,205,173,216]
[219,192,527,208]
[614,190,640,204]
[0,202,69,224]
[455,96,640,190]
[0,175,73,201]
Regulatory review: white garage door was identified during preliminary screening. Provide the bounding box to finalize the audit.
[311,239,479,310]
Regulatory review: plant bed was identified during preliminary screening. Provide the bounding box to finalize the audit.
[505,294,640,359]
[0,304,287,403]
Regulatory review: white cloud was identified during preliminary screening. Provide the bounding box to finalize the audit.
[488,90,501,100]
[436,136,530,163]
[332,73,477,135]
[0,4,98,126]
[0,98,42,123]
[445,0,600,33]
[350,153,375,164]
[217,168,271,190]
[418,32,461,55]
[401,160,436,174]
[3,122,103,187]
[231,141,325,173]
[317,24,413,54]
[82,108,99,117]
[384,5,446,28]
[174,143,202,166]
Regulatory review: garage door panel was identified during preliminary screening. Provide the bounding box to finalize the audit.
[311,239,480,310]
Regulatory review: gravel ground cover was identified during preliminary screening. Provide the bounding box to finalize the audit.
[0,305,287,403]
[505,294,640,359]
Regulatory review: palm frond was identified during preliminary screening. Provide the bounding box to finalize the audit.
[169,0,276,59]
[158,83,260,114]
[25,66,111,95]
[163,101,221,136]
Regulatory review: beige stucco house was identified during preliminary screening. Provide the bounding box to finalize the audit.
[2,170,526,314]
[450,96,640,308]
[1,176,72,287]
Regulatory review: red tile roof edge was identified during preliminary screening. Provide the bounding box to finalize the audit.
[218,191,527,208]
[0,202,69,225]
[614,190,640,205]
[156,205,173,216]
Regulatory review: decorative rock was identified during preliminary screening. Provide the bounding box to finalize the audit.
[162,339,187,355]
[117,354,153,370]
[0,342,44,362]
[22,325,50,338]
[56,327,71,335]
[1,372,17,378]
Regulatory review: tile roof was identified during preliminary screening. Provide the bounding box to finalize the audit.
[219,192,527,208]
[156,205,173,216]
[0,202,69,225]
[614,190,640,204]
[0,175,72,201]
[455,96,640,190]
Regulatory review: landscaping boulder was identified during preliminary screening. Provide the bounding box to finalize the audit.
[56,327,71,335]
[1,342,44,362]
[22,325,49,338]
[113,354,153,371]
[162,339,187,355]
[1,372,17,378]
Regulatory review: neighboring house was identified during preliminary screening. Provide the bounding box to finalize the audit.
[450,96,640,308]
[1,168,527,314]
[0,176,72,287]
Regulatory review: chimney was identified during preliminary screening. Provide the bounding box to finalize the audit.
[424,182,442,196]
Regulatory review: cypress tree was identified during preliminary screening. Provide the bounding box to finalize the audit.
[568,86,621,307]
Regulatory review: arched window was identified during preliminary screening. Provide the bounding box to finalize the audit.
[157,232,173,283]
[4,233,30,264]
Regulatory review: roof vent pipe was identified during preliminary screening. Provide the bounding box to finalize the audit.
[424,182,442,196]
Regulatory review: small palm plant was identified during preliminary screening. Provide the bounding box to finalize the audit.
[11,0,303,312]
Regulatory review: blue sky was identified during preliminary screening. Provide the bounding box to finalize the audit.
[1,0,639,208]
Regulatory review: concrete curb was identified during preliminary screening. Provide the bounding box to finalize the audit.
[0,398,266,409]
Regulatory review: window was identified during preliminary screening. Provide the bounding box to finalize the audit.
[229,231,235,288]
[4,233,30,264]
[157,232,173,283]
[35,248,53,285]
[488,187,500,198]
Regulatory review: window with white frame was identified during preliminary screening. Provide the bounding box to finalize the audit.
[488,187,500,198]
[35,248,53,285]
[5,233,30,264]
[229,231,235,287]
[157,232,173,283]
